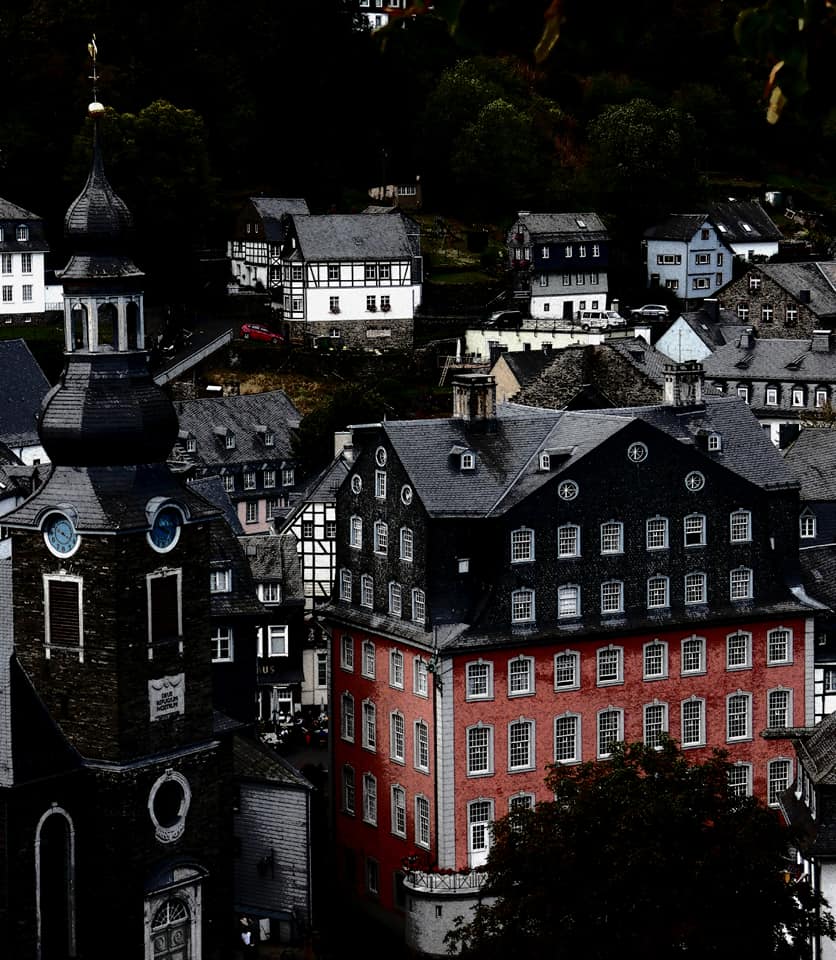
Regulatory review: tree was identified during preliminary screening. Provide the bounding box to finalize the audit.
[447,739,834,959]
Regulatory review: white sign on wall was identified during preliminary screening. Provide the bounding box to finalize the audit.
[149,674,185,721]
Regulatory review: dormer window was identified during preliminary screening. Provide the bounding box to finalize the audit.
[707,433,722,452]
[264,431,274,446]
[186,436,196,453]
[460,452,475,471]
[16,225,28,242]
[539,452,550,471]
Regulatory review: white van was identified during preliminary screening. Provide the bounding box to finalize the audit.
[575,309,626,331]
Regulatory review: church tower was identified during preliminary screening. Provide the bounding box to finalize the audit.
[1,42,232,959]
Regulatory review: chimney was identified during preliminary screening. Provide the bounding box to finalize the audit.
[703,298,719,323]
[799,289,811,304]
[811,329,832,353]
[663,361,704,407]
[452,374,497,423]
[739,328,754,350]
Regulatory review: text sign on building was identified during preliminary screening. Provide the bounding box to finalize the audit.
[149,674,185,721]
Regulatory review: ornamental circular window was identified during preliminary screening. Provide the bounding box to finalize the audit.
[685,471,705,492]
[627,442,648,463]
[148,770,191,844]
[558,480,579,501]
[350,474,362,494]
[375,446,387,467]
[400,484,413,506]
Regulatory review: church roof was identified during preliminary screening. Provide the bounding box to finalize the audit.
[0,339,51,449]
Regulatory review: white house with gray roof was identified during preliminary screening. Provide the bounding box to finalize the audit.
[643,214,733,301]
[0,197,58,319]
[228,196,311,292]
[279,211,421,350]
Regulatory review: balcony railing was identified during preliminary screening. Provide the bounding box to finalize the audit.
[404,868,488,893]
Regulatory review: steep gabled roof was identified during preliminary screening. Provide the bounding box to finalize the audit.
[249,197,310,241]
[0,197,41,220]
[291,214,415,261]
[709,200,782,244]
[643,213,711,242]
[0,339,51,448]
[513,212,608,242]
[783,430,836,502]
[747,262,836,318]
[678,310,748,351]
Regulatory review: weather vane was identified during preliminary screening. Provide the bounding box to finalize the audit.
[87,34,104,117]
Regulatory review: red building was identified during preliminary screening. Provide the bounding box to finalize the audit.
[323,371,817,954]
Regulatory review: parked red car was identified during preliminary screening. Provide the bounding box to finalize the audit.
[240,323,284,344]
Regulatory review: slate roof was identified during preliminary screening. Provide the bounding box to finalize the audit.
[0,339,51,448]
[783,431,836,502]
[709,200,782,244]
[0,198,40,220]
[607,337,669,385]
[748,262,836,319]
[291,214,415,261]
[249,197,310,241]
[702,335,836,381]
[500,350,553,389]
[188,475,244,534]
[232,732,312,788]
[240,531,304,601]
[643,213,710,241]
[0,198,49,253]
[513,212,608,242]
[172,390,301,469]
[679,310,748,351]
[794,713,836,785]
[799,545,836,608]
[380,395,792,521]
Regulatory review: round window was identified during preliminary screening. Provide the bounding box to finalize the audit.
[375,446,387,467]
[627,442,648,463]
[685,471,705,492]
[351,474,362,494]
[558,480,579,501]
[401,484,413,506]
[148,770,191,844]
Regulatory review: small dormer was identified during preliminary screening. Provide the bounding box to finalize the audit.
[449,444,475,471]
[254,423,275,446]
[214,426,236,449]
[538,447,575,471]
[539,452,551,471]
[178,430,196,453]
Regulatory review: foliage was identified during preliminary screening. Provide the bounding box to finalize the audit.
[447,739,834,959]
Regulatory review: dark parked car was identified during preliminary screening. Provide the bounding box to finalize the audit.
[240,323,284,344]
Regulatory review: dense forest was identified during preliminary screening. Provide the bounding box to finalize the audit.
[1,0,834,295]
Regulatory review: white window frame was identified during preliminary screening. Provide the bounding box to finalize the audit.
[342,764,355,814]
[596,645,623,685]
[728,763,752,798]
[684,513,706,546]
[600,581,623,614]
[554,650,580,691]
[259,582,281,604]
[511,588,535,623]
[800,510,817,539]
[681,697,705,747]
[647,575,669,609]
[684,572,707,604]
[389,649,404,688]
[600,521,623,555]
[730,567,753,601]
[362,773,378,825]
[466,661,493,700]
[209,568,232,593]
[643,640,668,680]
[362,700,377,751]
[373,520,388,555]
[730,509,751,543]
[415,795,431,848]
[349,515,362,549]
[768,758,792,806]
[643,701,668,749]
[361,639,376,678]
[375,470,387,499]
[557,523,580,558]
[339,568,352,602]
[411,588,425,624]
[400,526,414,561]
[415,720,430,772]
[681,635,706,675]
[646,516,668,550]
[211,626,233,662]
[340,634,354,671]
[341,692,355,741]
[511,527,534,563]
[391,785,406,837]
[726,690,752,742]
[390,711,405,763]
[466,723,494,776]
[554,713,581,763]
[767,688,792,728]
[597,708,623,759]
[508,718,535,772]
[767,627,792,665]
[508,656,534,697]
[266,624,288,657]
[557,583,581,618]
[243,469,256,490]
[726,631,752,671]
[765,386,779,406]
[388,581,402,617]
[414,657,428,697]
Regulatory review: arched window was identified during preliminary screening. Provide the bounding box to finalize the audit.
[97,302,119,351]
[151,898,190,960]
[36,806,76,960]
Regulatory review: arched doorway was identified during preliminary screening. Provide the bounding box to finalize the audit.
[150,898,190,960]
[36,806,76,959]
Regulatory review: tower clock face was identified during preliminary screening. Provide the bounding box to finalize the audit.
[149,507,181,552]
[44,514,80,557]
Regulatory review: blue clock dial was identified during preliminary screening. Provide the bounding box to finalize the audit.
[45,515,78,555]
[149,507,181,551]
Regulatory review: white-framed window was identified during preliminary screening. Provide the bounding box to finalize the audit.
[362,773,378,825]
[768,758,792,806]
[597,708,623,758]
[326,520,337,539]
[350,515,362,548]
[681,635,705,675]
[767,627,792,665]
[508,656,534,696]
[340,634,354,671]
[727,631,752,670]
[245,501,258,524]
[695,252,710,265]
[597,646,623,684]
[342,764,355,814]
[373,520,388,555]
[765,386,779,406]
[360,574,374,608]
[225,432,236,450]
[647,575,669,609]
[365,264,378,282]
[366,857,379,896]
[243,469,256,490]
[339,568,352,601]
[1,285,11,303]
[400,526,414,561]
[748,275,761,290]
[600,581,623,614]
[266,625,288,656]
[684,572,707,604]
[792,387,805,407]
[510,793,535,813]
[557,584,580,618]
[692,277,710,290]
[466,661,493,700]
[768,688,792,728]
[786,304,799,325]
[557,524,580,557]
[646,516,668,550]
[414,657,428,697]
[468,799,493,865]
[726,691,752,741]
[362,700,377,750]
[211,626,233,662]
[643,640,668,680]
[259,582,281,604]
[708,432,722,451]
[800,510,817,539]
[730,509,751,542]
[22,284,32,302]
[730,567,753,600]
[390,649,404,688]
[762,304,774,324]
[737,385,750,403]
[460,451,475,471]
[362,639,376,678]
[262,468,275,488]
[684,514,706,546]
[290,264,303,281]
[411,588,425,624]
[415,795,431,847]
[146,569,182,655]
[644,701,668,748]
[391,785,406,837]
[816,388,828,408]
[375,470,386,499]
[329,295,340,313]
[379,262,391,279]
[681,697,706,747]
[301,519,314,539]
[341,692,355,741]
[539,274,548,287]
[16,225,28,242]
[467,724,493,776]
[565,244,573,257]
[415,720,430,772]
[728,763,752,797]
[210,568,231,593]
[600,521,623,554]
[327,263,340,282]
[508,719,534,771]
[511,527,534,563]
[282,467,295,487]
[388,582,402,617]
[554,713,580,762]
[0,254,9,274]
[351,474,362,495]
[557,479,579,501]
[554,650,580,690]
[390,712,405,762]
[511,588,535,623]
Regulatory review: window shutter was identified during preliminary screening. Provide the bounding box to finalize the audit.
[150,575,179,643]
[48,580,80,647]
